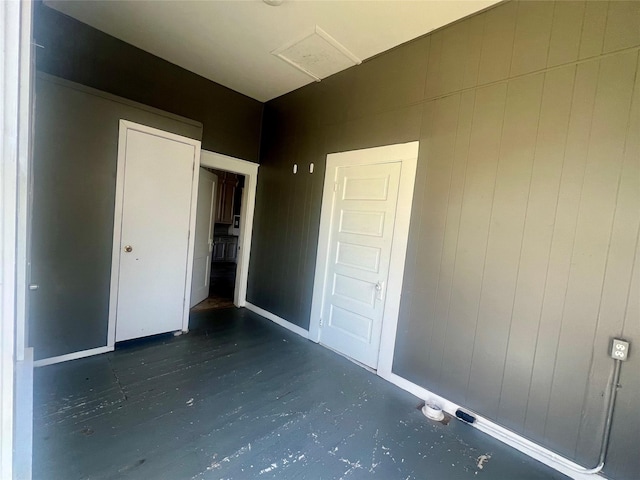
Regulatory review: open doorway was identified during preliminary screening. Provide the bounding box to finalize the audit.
[189,150,259,313]
[191,168,245,311]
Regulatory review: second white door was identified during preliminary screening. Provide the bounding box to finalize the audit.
[320,161,401,368]
[190,169,218,307]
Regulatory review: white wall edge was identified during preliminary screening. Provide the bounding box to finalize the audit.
[16,0,33,363]
[33,346,114,368]
[245,302,309,339]
[1,1,23,475]
[380,371,605,480]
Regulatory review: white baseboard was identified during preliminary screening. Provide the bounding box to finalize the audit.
[245,302,309,339]
[381,372,605,480]
[33,345,114,367]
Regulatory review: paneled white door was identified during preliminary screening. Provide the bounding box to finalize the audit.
[113,124,199,342]
[320,162,401,368]
[190,169,217,307]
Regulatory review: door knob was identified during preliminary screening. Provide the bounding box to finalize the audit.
[29,284,39,291]
[375,281,384,301]
[124,245,133,253]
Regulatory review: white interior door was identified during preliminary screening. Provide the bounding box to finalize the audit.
[114,125,199,342]
[190,169,217,307]
[320,162,401,368]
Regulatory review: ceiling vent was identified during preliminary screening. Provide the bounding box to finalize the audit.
[272,26,362,82]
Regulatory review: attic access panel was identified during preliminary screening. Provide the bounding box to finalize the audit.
[272,26,362,81]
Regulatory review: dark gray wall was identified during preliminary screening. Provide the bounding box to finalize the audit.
[30,74,202,360]
[247,1,640,479]
[33,1,263,162]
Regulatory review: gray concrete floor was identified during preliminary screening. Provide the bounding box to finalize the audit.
[33,308,567,479]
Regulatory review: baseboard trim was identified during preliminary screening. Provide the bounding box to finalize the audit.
[34,346,114,367]
[381,372,604,480]
[245,302,309,339]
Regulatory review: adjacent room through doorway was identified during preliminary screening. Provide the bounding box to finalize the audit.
[191,167,246,312]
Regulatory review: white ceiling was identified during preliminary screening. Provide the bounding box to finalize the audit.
[45,0,500,102]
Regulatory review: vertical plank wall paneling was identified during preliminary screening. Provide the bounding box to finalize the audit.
[603,1,640,53]
[544,49,637,460]
[522,59,598,443]
[591,50,640,472]
[438,83,508,402]
[579,1,609,60]
[497,64,575,433]
[466,73,545,420]
[509,1,554,77]
[476,1,517,86]
[546,1,585,68]
[248,2,640,478]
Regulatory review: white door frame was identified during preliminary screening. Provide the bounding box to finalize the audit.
[107,120,201,347]
[2,0,33,476]
[309,142,419,376]
[200,150,259,308]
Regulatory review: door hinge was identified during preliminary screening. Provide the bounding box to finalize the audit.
[334,182,339,192]
[319,317,323,327]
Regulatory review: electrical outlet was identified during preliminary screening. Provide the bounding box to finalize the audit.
[611,338,630,361]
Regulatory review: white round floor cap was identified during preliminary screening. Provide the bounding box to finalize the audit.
[422,402,445,421]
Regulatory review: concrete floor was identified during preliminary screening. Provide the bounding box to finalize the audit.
[33,308,567,479]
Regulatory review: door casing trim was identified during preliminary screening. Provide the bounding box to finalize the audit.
[199,150,259,308]
[107,120,202,347]
[309,141,419,374]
